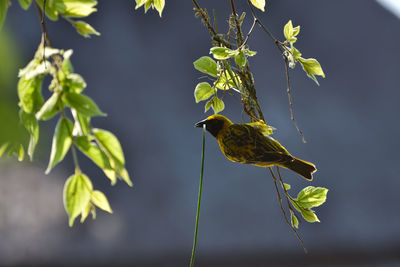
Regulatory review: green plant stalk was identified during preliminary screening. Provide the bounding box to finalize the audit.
[190,124,206,267]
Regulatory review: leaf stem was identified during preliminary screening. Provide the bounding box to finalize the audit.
[190,124,206,267]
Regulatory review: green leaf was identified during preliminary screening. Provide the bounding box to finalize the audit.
[300,208,320,223]
[193,56,218,77]
[46,117,73,174]
[292,47,302,60]
[0,143,9,157]
[93,129,125,167]
[63,92,106,117]
[18,0,32,10]
[19,110,39,161]
[210,47,233,60]
[250,0,265,12]
[72,20,100,38]
[234,51,246,67]
[80,202,92,223]
[36,92,61,121]
[0,0,8,30]
[91,190,113,213]
[243,49,257,57]
[118,167,133,187]
[64,73,87,93]
[63,173,93,227]
[75,135,117,185]
[71,109,91,135]
[18,144,24,162]
[298,57,325,85]
[153,0,165,17]
[194,82,215,103]
[215,70,238,90]
[18,76,44,114]
[204,98,213,113]
[284,20,293,41]
[210,97,224,114]
[36,0,59,21]
[283,183,291,190]
[290,210,299,229]
[296,186,328,208]
[56,0,98,18]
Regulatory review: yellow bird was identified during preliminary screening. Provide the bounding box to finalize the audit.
[195,114,316,180]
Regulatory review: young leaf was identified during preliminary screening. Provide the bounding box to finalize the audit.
[0,143,9,157]
[75,135,117,185]
[234,51,246,67]
[46,117,73,174]
[210,47,233,60]
[284,20,293,41]
[18,0,32,10]
[283,183,291,190]
[153,0,165,17]
[18,144,25,162]
[56,0,98,18]
[290,210,299,229]
[194,82,215,103]
[211,97,224,114]
[72,20,100,38]
[71,109,91,135]
[80,202,92,223]
[300,208,320,223]
[18,76,44,114]
[296,186,328,208]
[63,92,106,117]
[250,0,265,12]
[298,57,325,85]
[36,92,61,121]
[92,129,125,167]
[118,167,133,187]
[243,49,257,57]
[0,0,8,30]
[193,56,218,77]
[63,173,93,227]
[19,110,39,160]
[91,190,113,213]
[204,98,213,113]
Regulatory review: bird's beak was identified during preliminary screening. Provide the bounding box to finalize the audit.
[195,119,207,128]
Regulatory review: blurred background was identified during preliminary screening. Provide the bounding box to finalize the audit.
[1,0,400,266]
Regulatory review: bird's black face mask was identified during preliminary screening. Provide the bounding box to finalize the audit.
[195,118,225,138]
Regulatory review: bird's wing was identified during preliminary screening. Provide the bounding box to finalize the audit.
[221,124,292,165]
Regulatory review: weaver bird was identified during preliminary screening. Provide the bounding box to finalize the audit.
[195,114,316,180]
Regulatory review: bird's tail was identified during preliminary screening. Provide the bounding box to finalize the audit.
[284,157,317,181]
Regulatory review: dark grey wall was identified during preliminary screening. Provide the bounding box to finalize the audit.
[1,1,400,266]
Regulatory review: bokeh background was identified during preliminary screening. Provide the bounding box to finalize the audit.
[1,0,400,266]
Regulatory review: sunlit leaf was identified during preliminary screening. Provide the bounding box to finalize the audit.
[46,117,73,174]
[193,56,218,77]
[296,186,328,208]
[72,20,100,38]
[75,135,117,185]
[0,143,9,157]
[63,92,106,117]
[36,92,61,121]
[299,57,325,85]
[56,0,98,18]
[19,110,39,160]
[93,129,125,167]
[290,210,299,229]
[194,82,215,103]
[18,76,43,114]
[234,51,246,67]
[250,0,265,12]
[91,190,113,213]
[63,173,93,227]
[210,47,233,60]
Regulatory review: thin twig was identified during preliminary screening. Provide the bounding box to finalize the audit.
[268,167,306,252]
[283,57,306,143]
[246,0,306,142]
[240,17,257,49]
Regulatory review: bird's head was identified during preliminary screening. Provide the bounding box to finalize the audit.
[195,114,232,138]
